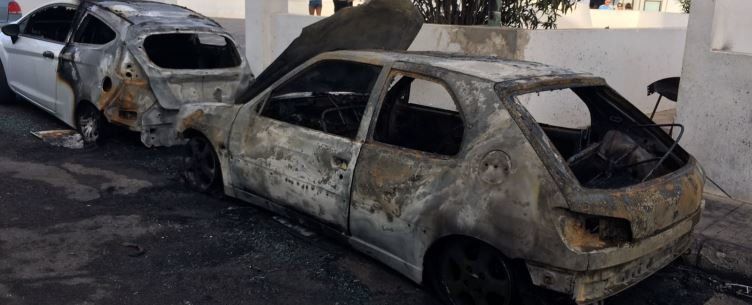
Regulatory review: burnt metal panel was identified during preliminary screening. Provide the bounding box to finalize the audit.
[238,0,423,102]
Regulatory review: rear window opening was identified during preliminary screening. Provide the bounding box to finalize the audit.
[515,86,689,189]
[143,33,241,69]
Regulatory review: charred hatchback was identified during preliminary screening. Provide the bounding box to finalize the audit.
[174,1,704,304]
[0,0,252,146]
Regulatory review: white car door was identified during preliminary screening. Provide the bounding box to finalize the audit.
[4,4,76,111]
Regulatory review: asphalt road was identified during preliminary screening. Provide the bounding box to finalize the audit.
[0,17,749,305]
[0,96,749,305]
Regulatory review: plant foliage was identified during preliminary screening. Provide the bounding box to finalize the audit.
[412,0,576,29]
[678,0,690,13]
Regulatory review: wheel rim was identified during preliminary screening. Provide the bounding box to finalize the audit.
[439,242,513,305]
[184,138,217,191]
[78,110,99,143]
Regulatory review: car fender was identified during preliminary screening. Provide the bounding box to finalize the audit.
[175,102,242,149]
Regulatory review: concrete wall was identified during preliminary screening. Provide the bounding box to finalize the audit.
[288,0,373,16]
[14,0,54,13]
[710,0,752,54]
[15,0,244,18]
[255,18,686,114]
[677,0,752,201]
[412,25,684,113]
[557,8,688,29]
[175,0,244,19]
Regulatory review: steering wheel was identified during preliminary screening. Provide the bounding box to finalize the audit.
[566,142,601,166]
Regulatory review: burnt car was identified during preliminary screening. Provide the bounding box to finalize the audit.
[174,1,704,304]
[177,50,705,305]
[0,0,252,146]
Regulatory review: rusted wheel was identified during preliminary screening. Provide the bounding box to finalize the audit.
[183,136,221,193]
[76,103,104,145]
[432,240,514,305]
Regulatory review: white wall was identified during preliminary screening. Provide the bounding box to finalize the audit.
[175,0,244,19]
[247,2,688,134]
[677,0,752,202]
[557,9,688,29]
[288,0,367,16]
[14,0,55,14]
[523,28,685,113]
[249,15,685,115]
[406,24,686,113]
[17,0,246,19]
[710,0,752,54]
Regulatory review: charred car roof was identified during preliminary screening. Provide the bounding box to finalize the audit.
[316,50,591,83]
[89,0,221,29]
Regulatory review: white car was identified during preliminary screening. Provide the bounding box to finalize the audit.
[0,0,252,146]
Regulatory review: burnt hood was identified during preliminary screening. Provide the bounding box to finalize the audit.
[236,0,424,103]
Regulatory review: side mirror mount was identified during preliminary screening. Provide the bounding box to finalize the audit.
[2,24,20,44]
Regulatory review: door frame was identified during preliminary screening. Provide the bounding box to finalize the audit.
[228,56,393,233]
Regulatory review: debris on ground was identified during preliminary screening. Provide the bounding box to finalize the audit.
[722,283,752,299]
[31,130,84,149]
[272,216,317,238]
[121,242,146,257]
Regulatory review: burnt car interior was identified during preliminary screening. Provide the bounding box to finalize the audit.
[260,61,381,139]
[73,14,116,45]
[19,5,76,42]
[373,75,464,156]
[144,33,241,69]
[518,86,689,189]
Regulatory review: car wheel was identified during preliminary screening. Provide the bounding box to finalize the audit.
[76,103,104,145]
[183,136,222,193]
[431,240,514,305]
[0,60,15,103]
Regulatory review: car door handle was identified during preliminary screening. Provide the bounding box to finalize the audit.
[42,51,55,59]
[331,156,350,170]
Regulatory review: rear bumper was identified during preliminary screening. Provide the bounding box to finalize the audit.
[138,105,184,147]
[527,208,700,304]
[140,123,185,147]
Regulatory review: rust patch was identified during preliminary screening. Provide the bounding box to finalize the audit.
[99,79,151,128]
[181,110,205,130]
[561,217,606,252]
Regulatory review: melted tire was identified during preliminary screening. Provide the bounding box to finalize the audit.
[183,136,223,195]
[76,103,105,146]
[430,240,516,305]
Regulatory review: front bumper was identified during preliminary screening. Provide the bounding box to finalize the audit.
[527,208,700,304]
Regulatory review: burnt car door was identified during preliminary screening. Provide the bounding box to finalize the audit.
[3,4,75,110]
[58,10,119,119]
[228,59,387,230]
[349,68,466,265]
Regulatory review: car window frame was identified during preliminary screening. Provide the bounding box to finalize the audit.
[140,31,243,70]
[497,77,625,190]
[17,3,79,45]
[255,58,388,142]
[70,11,118,47]
[365,68,467,160]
